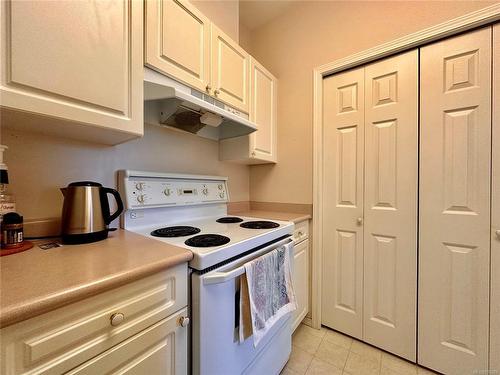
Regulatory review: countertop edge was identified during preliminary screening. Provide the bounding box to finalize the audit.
[0,251,192,328]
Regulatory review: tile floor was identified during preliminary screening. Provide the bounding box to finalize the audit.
[282,324,439,375]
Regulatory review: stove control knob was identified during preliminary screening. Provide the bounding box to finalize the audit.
[218,184,223,190]
[164,188,171,196]
[202,188,209,195]
[219,192,224,198]
[135,182,145,191]
[137,194,146,204]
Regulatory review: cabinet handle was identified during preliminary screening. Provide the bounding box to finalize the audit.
[179,316,190,327]
[357,217,363,225]
[206,84,211,94]
[110,313,125,326]
[214,89,220,97]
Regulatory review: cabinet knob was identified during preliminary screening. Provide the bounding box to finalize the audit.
[496,230,500,239]
[110,313,125,326]
[251,151,256,157]
[214,89,220,97]
[206,84,211,93]
[298,231,303,237]
[179,316,190,327]
[357,217,363,225]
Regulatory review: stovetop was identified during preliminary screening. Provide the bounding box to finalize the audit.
[129,215,294,270]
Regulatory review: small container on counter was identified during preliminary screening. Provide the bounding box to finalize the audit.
[1,212,24,250]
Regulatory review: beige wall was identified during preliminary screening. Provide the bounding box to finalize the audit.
[192,0,239,41]
[245,1,497,205]
[1,125,249,220]
[0,0,248,221]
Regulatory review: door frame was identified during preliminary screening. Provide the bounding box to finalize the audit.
[311,4,500,329]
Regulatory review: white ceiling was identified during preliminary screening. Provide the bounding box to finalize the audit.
[239,1,295,31]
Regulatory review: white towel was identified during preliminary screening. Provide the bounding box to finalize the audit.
[240,245,296,347]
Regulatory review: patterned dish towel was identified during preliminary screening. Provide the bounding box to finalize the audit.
[239,245,296,347]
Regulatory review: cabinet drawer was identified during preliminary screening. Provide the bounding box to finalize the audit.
[0,264,187,375]
[292,220,309,244]
[67,307,188,375]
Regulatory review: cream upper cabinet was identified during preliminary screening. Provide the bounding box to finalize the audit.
[491,22,500,374]
[0,0,143,145]
[145,0,211,93]
[419,27,491,375]
[249,58,277,162]
[219,58,278,164]
[211,24,251,113]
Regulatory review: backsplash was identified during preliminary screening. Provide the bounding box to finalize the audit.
[1,124,250,220]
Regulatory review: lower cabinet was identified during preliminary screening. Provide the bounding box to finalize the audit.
[0,264,188,375]
[292,239,309,332]
[67,308,188,375]
[291,220,310,332]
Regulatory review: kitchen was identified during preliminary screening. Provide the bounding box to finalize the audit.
[1,1,499,374]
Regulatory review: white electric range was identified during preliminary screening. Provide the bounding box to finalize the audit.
[118,170,295,375]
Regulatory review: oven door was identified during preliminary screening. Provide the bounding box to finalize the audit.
[191,237,294,375]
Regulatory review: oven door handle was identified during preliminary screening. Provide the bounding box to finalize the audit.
[203,239,293,285]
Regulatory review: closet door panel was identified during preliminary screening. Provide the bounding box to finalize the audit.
[363,50,418,361]
[322,69,364,338]
[419,27,491,375]
[491,22,500,374]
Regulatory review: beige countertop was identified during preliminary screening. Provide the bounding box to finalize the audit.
[0,230,192,328]
[236,210,311,224]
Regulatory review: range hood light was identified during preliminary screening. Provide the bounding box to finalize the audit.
[200,112,223,127]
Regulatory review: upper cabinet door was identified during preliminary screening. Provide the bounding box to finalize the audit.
[249,58,277,162]
[419,27,491,375]
[0,0,143,144]
[211,24,250,113]
[145,0,211,93]
[363,50,418,361]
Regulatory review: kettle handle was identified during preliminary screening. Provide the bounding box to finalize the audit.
[101,187,124,225]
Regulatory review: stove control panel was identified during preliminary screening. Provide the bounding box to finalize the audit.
[119,171,229,209]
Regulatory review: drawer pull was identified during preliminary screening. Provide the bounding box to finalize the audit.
[179,316,190,327]
[110,313,125,326]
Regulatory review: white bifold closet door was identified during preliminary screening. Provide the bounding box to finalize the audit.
[419,27,492,375]
[321,50,417,360]
[363,51,418,360]
[491,22,500,374]
[322,67,365,339]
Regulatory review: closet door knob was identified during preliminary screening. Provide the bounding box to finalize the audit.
[357,217,363,225]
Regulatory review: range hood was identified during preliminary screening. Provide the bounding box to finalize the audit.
[144,68,257,140]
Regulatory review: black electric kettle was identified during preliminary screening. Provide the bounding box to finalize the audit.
[60,181,124,244]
